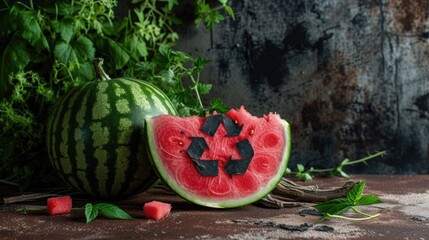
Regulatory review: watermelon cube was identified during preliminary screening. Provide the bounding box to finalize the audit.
[143,201,172,220]
[47,196,72,215]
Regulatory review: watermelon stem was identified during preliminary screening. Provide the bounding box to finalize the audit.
[93,58,112,81]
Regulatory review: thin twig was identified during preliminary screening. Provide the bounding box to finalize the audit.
[2,193,61,205]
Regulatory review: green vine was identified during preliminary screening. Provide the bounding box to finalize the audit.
[286,151,386,181]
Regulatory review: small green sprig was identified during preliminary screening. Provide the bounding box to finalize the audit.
[84,203,132,223]
[195,0,235,30]
[313,181,383,222]
[286,151,386,181]
[18,202,132,223]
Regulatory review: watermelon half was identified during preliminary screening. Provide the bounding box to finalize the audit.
[146,106,291,208]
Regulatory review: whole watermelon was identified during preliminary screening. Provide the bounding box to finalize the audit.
[46,58,177,198]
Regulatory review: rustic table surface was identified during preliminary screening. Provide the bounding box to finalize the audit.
[1,175,428,240]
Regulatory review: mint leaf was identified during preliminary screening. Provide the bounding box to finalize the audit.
[313,180,383,222]
[84,203,132,223]
[347,181,365,204]
[313,198,351,216]
[85,203,99,224]
[94,203,133,220]
[357,195,383,206]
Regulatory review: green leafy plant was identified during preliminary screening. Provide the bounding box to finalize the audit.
[313,181,383,222]
[0,0,233,189]
[126,45,228,116]
[285,151,386,181]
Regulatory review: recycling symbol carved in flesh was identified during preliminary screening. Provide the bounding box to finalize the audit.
[187,115,254,177]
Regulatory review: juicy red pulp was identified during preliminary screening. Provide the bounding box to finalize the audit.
[152,108,286,200]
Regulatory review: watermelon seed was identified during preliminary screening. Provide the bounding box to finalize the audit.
[180,130,185,135]
[250,129,255,135]
[234,120,238,124]
[178,141,184,146]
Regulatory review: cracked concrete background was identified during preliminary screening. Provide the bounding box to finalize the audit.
[175,0,429,174]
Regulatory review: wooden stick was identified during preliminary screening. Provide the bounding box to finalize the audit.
[2,193,60,205]
[259,178,357,208]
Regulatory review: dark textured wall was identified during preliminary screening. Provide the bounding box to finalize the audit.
[175,0,429,174]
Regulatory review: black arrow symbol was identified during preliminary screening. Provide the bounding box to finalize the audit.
[192,116,253,177]
[224,139,254,177]
[187,137,218,176]
[223,117,243,137]
[200,115,224,136]
[187,137,207,159]
[193,159,218,177]
[201,115,243,137]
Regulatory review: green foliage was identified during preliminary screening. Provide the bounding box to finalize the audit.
[126,45,228,116]
[313,181,383,222]
[0,0,233,188]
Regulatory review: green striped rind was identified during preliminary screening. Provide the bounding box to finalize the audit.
[46,78,176,198]
[145,116,292,208]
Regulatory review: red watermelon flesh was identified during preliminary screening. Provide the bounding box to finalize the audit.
[146,106,291,208]
[143,201,172,220]
[47,196,72,215]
